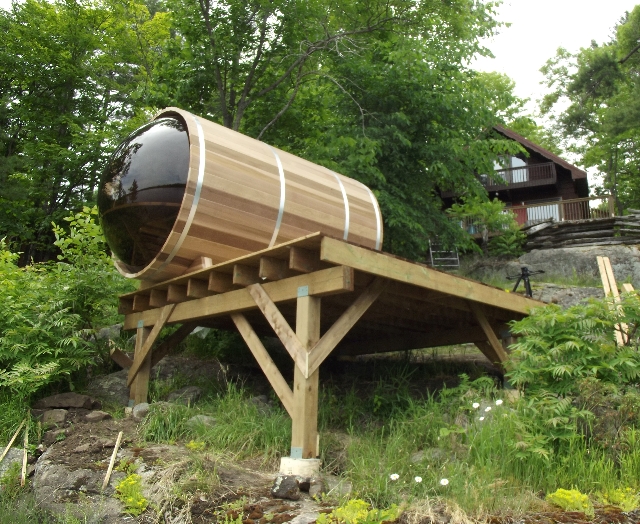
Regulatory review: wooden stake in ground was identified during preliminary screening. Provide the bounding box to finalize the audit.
[20,420,29,487]
[102,431,123,491]
[597,255,628,345]
[0,419,26,465]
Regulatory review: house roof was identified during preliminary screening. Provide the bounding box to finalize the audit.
[494,125,587,181]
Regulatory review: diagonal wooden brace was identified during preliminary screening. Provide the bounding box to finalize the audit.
[306,277,387,376]
[248,284,308,374]
[231,313,294,416]
[127,304,175,387]
[468,301,509,364]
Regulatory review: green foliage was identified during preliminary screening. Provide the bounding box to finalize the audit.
[114,473,148,516]
[448,197,522,254]
[545,488,594,516]
[597,487,640,511]
[0,208,133,394]
[316,499,399,524]
[507,296,640,396]
[0,462,25,501]
[539,6,640,214]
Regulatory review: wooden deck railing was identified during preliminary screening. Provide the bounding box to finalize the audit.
[455,196,615,237]
[484,162,557,190]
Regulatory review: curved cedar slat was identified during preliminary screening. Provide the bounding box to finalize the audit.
[113,107,383,282]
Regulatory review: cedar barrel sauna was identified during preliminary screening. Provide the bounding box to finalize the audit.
[98,107,383,282]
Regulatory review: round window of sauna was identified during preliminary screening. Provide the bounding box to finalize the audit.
[97,116,190,274]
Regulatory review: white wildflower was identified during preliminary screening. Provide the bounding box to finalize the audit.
[485,406,492,412]
[440,478,449,486]
[472,402,480,409]
[414,476,422,483]
[389,473,399,481]
[479,416,485,421]
[495,399,503,406]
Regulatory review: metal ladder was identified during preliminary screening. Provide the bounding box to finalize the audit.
[428,240,460,270]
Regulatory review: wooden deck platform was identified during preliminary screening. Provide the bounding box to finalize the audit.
[114,233,541,462]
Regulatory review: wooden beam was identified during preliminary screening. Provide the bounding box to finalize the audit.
[150,323,197,367]
[320,237,538,315]
[623,283,635,293]
[598,256,627,345]
[132,294,150,312]
[468,301,509,363]
[187,278,210,299]
[127,304,175,387]
[187,256,213,273]
[307,277,387,376]
[260,256,295,281]
[209,271,235,293]
[336,325,509,356]
[167,284,187,304]
[118,297,134,315]
[247,284,307,374]
[474,341,503,368]
[289,247,320,273]
[149,289,168,308]
[291,295,321,458]
[124,266,354,330]
[233,264,260,286]
[231,313,294,417]
[131,325,151,405]
[109,343,133,369]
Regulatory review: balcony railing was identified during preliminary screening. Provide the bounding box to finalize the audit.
[483,162,557,191]
[456,196,615,237]
[441,162,557,198]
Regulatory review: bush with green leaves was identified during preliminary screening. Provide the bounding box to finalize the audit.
[507,295,640,396]
[0,207,134,394]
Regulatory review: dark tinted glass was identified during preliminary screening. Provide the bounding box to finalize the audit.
[97,116,190,273]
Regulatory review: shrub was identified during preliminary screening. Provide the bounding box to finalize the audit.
[0,207,133,394]
[545,488,594,516]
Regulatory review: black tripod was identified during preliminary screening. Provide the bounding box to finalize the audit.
[507,267,545,298]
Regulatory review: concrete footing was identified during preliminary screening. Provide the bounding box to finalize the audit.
[279,457,321,476]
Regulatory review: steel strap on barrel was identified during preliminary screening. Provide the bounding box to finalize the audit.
[268,146,286,248]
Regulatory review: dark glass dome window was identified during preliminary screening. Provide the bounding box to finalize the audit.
[97,116,190,273]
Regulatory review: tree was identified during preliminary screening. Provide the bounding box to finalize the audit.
[0,0,170,262]
[154,0,524,258]
[539,5,640,214]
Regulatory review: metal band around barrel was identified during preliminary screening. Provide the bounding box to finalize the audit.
[268,146,286,248]
[331,171,350,241]
[365,186,382,250]
[154,115,206,275]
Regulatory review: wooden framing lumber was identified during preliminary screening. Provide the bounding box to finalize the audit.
[128,304,175,387]
[167,284,188,304]
[118,297,134,315]
[150,323,197,367]
[209,271,235,293]
[110,343,133,369]
[233,264,260,286]
[598,255,627,345]
[131,325,151,404]
[320,237,537,315]
[132,294,150,312]
[291,295,321,458]
[623,283,635,293]
[187,256,213,273]
[260,256,295,281]
[306,277,387,376]
[468,301,509,363]
[124,266,354,330]
[149,289,168,308]
[187,278,210,299]
[231,313,294,416]
[289,247,320,273]
[474,341,503,367]
[248,284,307,374]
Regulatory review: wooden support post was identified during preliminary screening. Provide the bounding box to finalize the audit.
[130,324,152,405]
[233,264,260,286]
[149,289,168,308]
[597,255,627,345]
[167,284,187,303]
[208,271,235,293]
[132,295,150,312]
[291,294,321,459]
[187,278,210,299]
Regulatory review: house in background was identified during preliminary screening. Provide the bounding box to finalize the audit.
[441,125,611,225]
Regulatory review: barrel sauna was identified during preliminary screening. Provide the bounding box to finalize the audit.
[97,107,383,282]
